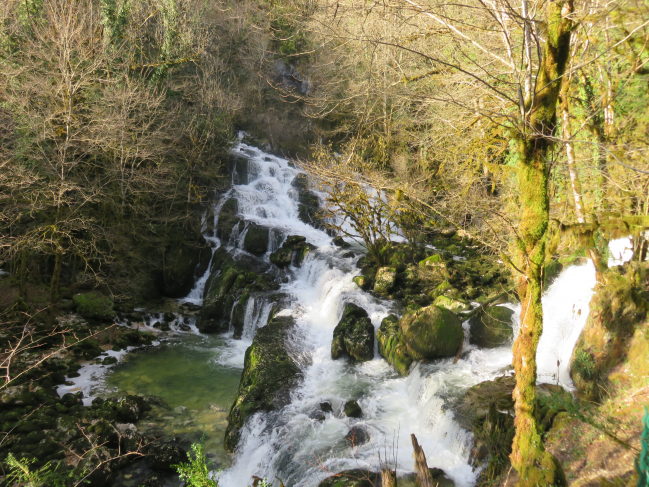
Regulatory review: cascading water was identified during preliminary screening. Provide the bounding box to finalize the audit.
[184,141,599,487]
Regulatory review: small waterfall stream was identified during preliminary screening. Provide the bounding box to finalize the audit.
[177,141,598,487]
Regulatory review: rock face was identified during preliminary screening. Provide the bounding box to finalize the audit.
[243,222,270,255]
[570,262,649,400]
[162,232,211,298]
[373,267,397,294]
[198,250,276,334]
[331,304,374,362]
[292,173,321,226]
[400,305,463,360]
[224,314,300,452]
[73,292,115,321]
[217,198,242,242]
[468,306,515,348]
[434,295,470,312]
[376,314,413,376]
[269,235,314,268]
[454,375,571,483]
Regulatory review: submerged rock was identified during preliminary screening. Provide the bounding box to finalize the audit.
[376,314,413,376]
[468,305,514,348]
[374,267,397,294]
[400,305,463,360]
[343,399,362,418]
[331,304,374,362]
[224,314,300,452]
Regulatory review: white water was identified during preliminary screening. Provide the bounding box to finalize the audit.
[189,142,599,487]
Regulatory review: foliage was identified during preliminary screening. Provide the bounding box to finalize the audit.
[573,349,598,380]
[5,453,82,487]
[173,439,219,487]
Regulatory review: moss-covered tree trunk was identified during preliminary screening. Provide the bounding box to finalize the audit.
[510,1,573,485]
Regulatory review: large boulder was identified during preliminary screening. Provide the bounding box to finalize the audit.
[331,304,374,362]
[243,223,270,255]
[400,305,463,360]
[224,314,300,452]
[73,292,115,321]
[376,314,413,376]
[468,306,515,348]
[217,198,242,243]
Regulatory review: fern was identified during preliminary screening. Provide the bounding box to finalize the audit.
[173,438,219,487]
[5,453,80,487]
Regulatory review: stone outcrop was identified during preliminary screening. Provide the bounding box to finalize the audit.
[331,304,374,362]
[224,314,300,452]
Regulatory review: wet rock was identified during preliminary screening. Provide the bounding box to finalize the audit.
[353,276,371,290]
[102,356,118,365]
[345,426,369,446]
[343,399,362,418]
[72,292,115,321]
[309,410,326,421]
[468,306,514,348]
[231,293,250,339]
[331,304,374,362]
[373,267,396,294]
[217,198,241,242]
[283,235,306,247]
[224,315,300,452]
[243,223,270,255]
[145,442,186,472]
[270,247,293,267]
[117,395,151,423]
[163,312,175,322]
[400,305,463,360]
[229,156,250,185]
[320,401,333,413]
[376,314,413,376]
[333,236,351,248]
[544,258,564,288]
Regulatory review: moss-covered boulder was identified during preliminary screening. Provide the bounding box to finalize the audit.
[570,261,649,400]
[243,223,270,255]
[400,305,463,360]
[376,314,413,376]
[434,295,470,312]
[331,304,374,362]
[73,293,115,321]
[374,267,396,294]
[468,306,515,348]
[343,399,362,418]
[224,314,300,452]
[270,247,293,267]
[217,198,242,242]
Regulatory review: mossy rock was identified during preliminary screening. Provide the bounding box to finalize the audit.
[331,304,374,362]
[72,293,115,321]
[468,306,515,348]
[283,235,307,247]
[353,276,371,291]
[343,399,362,418]
[374,267,397,294]
[318,469,380,487]
[270,247,293,267]
[570,262,649,400]
[434,295,470,312]
[224,314,300,452]
[376,314,412,376]
[243,223,270,255]
[400,305,463,360]
[543,258,564,289]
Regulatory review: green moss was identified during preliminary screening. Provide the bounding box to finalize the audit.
[72,293,115,321]
[400,305,463,360]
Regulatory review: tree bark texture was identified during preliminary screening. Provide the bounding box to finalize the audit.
[510,0,573,485]
[411,434,433,487]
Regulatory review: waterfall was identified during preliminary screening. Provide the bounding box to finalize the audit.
[189,140,598,487]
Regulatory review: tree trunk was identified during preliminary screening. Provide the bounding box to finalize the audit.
[510,1,572,485]
[381,469,396,487]
[50,246,63,306]
[410,434,433,487]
